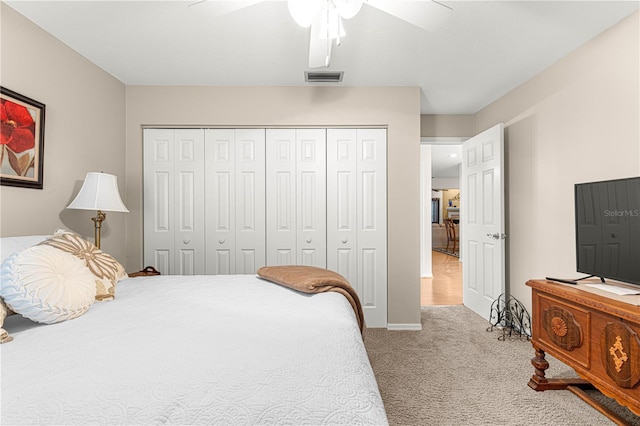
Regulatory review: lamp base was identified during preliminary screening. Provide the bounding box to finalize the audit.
[91,210,106,249]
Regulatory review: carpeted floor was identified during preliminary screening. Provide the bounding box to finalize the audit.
[364,305,640,426]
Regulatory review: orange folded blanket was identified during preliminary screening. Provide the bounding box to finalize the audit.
[257,265,365,334]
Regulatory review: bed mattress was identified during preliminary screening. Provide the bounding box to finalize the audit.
[1,274,387,425]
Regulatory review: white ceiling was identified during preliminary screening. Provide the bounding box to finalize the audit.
[5,1,639,114]
[430,144,462,178]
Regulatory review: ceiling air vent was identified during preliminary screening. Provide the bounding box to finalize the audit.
[305,71,344,83]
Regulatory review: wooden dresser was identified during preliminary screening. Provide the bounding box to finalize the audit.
[527,279,640,422]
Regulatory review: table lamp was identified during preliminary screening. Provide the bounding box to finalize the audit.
[66,172,129,249]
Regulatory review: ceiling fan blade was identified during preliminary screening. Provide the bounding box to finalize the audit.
[308,17,332,68]
[365,0,452,32]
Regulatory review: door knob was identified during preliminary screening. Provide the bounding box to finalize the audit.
[341,238,348,244]
[486,233,506,240]
[306,238,312,243]
[218,238,225,244]
[183,238,190,244]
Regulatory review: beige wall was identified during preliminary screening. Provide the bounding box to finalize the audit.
[474,11,640,311]
[125,86,422,326]
[6,1,637,327]
[421,114,474,138]
[441,189,460,221]
[0,5,127,261]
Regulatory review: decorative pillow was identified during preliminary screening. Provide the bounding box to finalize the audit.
[1,299,14,343]
[1,235,49,263]
[0,245,96,325]
[39,230,127,301]
[0,235,50,334]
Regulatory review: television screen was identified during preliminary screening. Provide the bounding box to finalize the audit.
[575,177,640,285]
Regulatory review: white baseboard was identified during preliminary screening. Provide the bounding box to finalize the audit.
[386,323,422,331]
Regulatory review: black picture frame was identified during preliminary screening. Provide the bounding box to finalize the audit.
[0,87,46,189]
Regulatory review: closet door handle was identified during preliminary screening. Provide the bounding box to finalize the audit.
[341,238,348,244]
[218,238,225,244]
[306,238,312,243]
[183,238,190,244]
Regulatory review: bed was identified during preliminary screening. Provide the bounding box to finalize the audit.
[0,233,387,425]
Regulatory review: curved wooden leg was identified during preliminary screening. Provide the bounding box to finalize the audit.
[528,345,590,391]
[528,347,552,390]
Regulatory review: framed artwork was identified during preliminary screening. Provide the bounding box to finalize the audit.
[1,87,46,189]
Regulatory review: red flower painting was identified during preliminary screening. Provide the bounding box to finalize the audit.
[1,100,36,153]
[0,87,45,189]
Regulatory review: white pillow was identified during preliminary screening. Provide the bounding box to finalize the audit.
[41,230,127,301]
[0,245,96,324]
[0,235,49,263]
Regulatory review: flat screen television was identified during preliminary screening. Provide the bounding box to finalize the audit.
[575,176,640,285]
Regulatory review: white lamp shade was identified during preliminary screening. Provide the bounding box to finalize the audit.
[67,172,129,213]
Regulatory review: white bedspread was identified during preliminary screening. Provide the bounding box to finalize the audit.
[1,275,387,425]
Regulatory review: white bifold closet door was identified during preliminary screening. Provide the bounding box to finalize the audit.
[327,128,387,328]
[266,128,327,267]
[143,129,205,275]
[204,129,266,274]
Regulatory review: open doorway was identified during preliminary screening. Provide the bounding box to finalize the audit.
[420,139,465,306]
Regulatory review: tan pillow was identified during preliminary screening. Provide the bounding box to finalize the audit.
[39,230,127,301]
[1,299,15,343]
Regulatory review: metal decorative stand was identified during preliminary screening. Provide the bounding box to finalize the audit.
[487,293,531,341]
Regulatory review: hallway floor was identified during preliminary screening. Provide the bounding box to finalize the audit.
[421,250,463,306]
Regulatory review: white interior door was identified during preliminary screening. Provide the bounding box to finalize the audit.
[327,128,358,284]
[296,128,326,267]
[205,129,236,274]
[172,129,205,275]
[327,129,387,328]
[143,129,175,275]
[266,129,297,265]
[462,123,505,319]
[234,129,266,273]
[143,129,205,275]
[205,129,266,274]
[356,129,387,328]
[327,128,387,328]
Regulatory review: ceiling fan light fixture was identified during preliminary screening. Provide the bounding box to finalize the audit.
[288,0,323,28]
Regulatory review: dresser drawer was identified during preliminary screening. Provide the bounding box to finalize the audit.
[534,293,591,370]
[591,311,640,392]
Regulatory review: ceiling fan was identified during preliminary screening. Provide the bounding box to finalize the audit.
[190,0,453,68]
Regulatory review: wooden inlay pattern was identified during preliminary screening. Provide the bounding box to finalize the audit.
[542,305,583,351]
[601,321,640,389]
[609,336,627,373]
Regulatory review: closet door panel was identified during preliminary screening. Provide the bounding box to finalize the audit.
[143,129,205,275]
[357,129,387,327]
[144,129,175,275]
[266,129,297,266]
[296,129,326,267]
[205,129,236,274]
[235,129,266,273]
[327,129,357,282]
[174,129,205,275]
